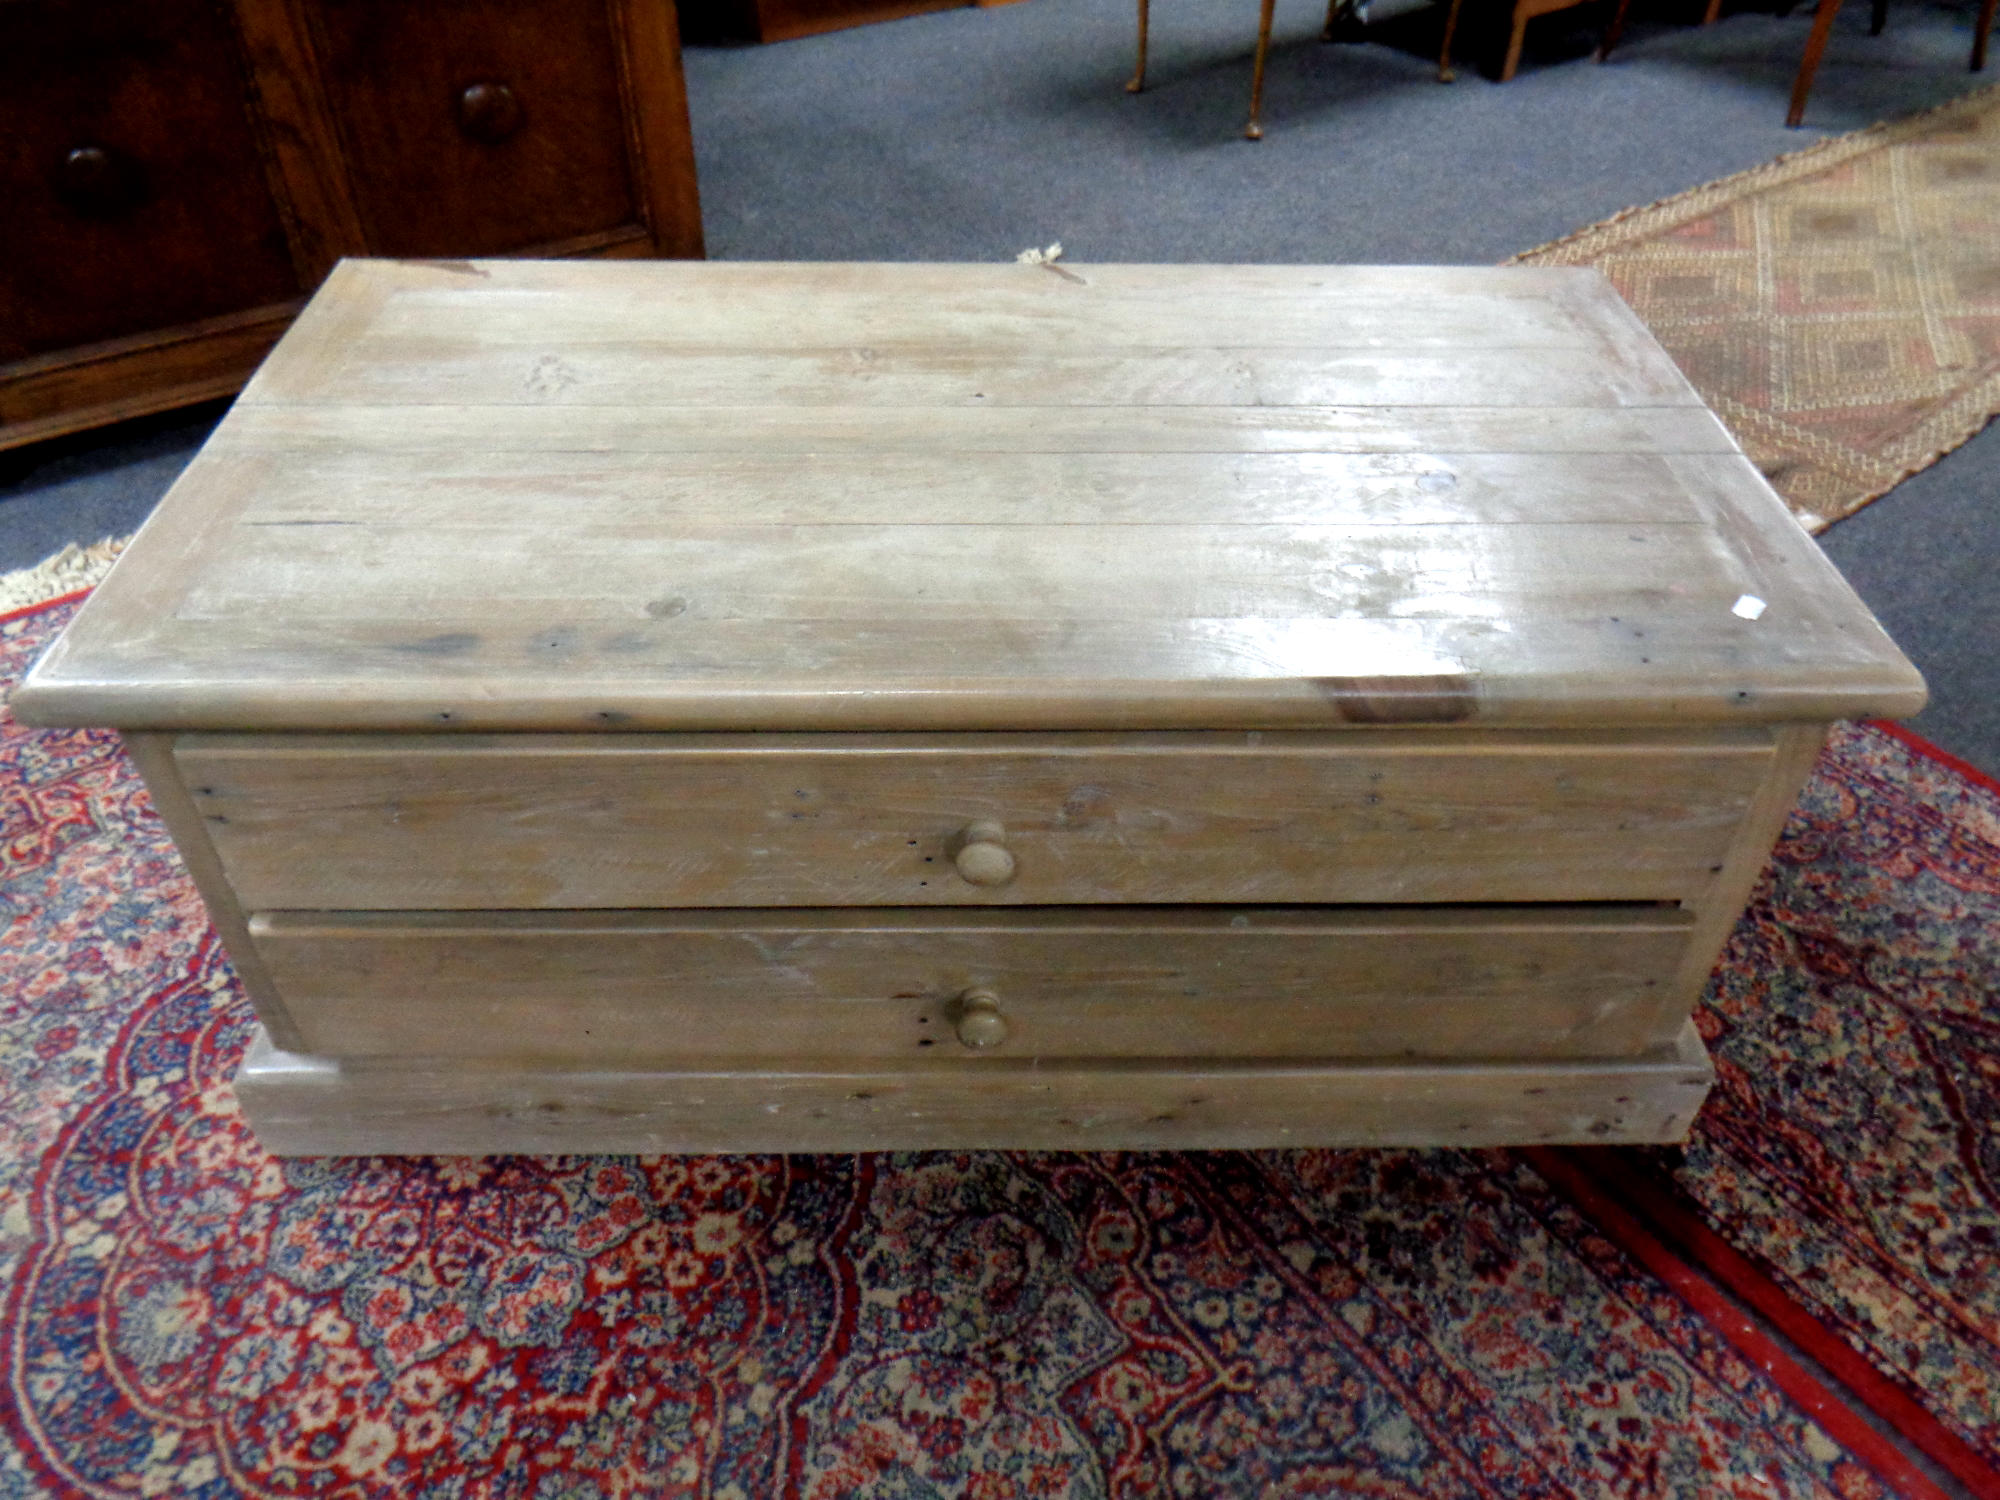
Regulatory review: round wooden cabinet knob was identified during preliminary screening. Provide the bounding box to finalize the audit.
[58,145,140,216]
[955,989,1009,1049]
[457,81,524,144]
[950,820,1016,887]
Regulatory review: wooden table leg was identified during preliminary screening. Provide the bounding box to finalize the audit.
[1500,3,1530,79]
[1246,0,1277,137]
[1438,0,1467,78]
[1597,0,1636,60]
[1128,0,1150,91]
[1975,0,1996,70]
[1787,0,1843,127]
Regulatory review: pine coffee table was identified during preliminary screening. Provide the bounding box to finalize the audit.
[14,259,1925,1156]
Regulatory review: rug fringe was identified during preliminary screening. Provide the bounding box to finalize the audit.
[0,538,129,616]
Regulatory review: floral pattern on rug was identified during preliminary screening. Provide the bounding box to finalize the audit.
[0,597,1928,1498]
[1661,720,2000,1473]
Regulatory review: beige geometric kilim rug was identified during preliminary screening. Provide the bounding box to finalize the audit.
[1515,83,2000,532]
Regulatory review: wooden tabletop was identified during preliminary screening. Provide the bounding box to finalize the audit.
[14,259,1924,733]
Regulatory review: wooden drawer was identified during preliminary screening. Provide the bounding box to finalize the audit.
[251,904,1695,1063]
[305,0,642,256]
[0,0,301,361]
[182,730,1774,910]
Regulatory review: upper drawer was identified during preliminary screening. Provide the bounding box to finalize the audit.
[177,729,1773,909]
[306,0,638,256]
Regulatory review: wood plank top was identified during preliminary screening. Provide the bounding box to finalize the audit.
[13,259,1925,732]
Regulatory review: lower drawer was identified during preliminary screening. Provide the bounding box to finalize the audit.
[249,904,1694,1064]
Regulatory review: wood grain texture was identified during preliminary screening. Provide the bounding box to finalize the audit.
[1648,722,1830,1043]
[179,729,1773,909]
[120,733,309,1052]
[0,0,303,362]
[233,1022,1715,1155]
[225,0,370,284]
[609,0,704,259]
[11,261,1926,735]
[0,302,297,450]
[4,4,703,448]
[249,904,1696,1064]
[296,0,638,257]
[14,259,1920,1157]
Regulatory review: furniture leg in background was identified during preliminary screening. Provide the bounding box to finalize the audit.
[1499,0,1596,77]
[1126,0,1282,138]
[1600,0,1729,64]
[1788,0,1846,124]
[1438,0,1468,78]
[1787,0,1995,125]
[1248,0,1279,135]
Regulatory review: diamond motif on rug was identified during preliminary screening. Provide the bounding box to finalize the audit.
[1517,83,2000,531]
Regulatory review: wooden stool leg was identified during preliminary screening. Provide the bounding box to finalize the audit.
[1246,0,1276,137]
[1702,0,1723,23]
[1868,0,1886,35]
[1598,0,1637,60]
[1127,0,1150,91]
[1500,0,1531,79]
[1438,0,1467,78]
[1787,0,1843,127]
[1322,0,1341,40]
[1974,0,1996,70]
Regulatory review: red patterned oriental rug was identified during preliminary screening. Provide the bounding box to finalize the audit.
[3,589,1997,1499]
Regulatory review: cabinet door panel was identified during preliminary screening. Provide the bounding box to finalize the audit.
[308,0,639,255]
[0,0,301,361]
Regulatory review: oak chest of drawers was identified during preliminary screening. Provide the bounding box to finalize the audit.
[13,259,1925,1156]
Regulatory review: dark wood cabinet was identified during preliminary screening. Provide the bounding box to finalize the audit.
[0,0,300,361]
[1,0,703,450]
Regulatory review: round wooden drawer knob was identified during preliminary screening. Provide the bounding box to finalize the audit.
[951,820,1016,887]
[955,989,1009,1049]
[457,81,524,144]
[58,144,140,216]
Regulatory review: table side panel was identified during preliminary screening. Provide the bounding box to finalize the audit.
[119,732,310,1052]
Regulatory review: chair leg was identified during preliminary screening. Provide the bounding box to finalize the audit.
[1127,0,1150,91]
[1868,0,1886,35]
[1788,0,1844,126]
[1500,0,1531,79]
[1701,0,1723,22]
[1974,0,1996,69]
[1323,0,1369,40]
[1246,0,1277,137]
[1598,0,1637,60]
[1438,0,1467,75]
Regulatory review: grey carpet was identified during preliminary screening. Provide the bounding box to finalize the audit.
[3,0,1994,768]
